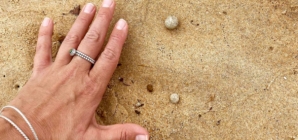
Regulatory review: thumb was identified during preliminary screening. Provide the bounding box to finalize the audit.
[88,123,149,140]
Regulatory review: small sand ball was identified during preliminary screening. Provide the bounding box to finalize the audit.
[147,84,153,92]
[170,93,180,104]
[165,16,179,29]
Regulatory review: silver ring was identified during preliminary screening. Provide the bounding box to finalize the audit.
[69,49,95,64]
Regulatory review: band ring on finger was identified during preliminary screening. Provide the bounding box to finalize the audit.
[69,48,95,64]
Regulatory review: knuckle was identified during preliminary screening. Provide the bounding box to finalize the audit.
[120,130,128,140]
[97,10,110,21]
[110,33,123,42]
[82,77,99,95]
[61,66,84,86]
[38,30,49,37]
[64,66,77,78]
[102,47,117,61]
[64,34,81,45]
[77,15,89,24]
[85,30,101,42]
[33,59,49,71]
[36,43,45,51]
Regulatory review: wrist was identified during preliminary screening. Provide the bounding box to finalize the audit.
[0,115,26,139]
[0,107,49,140]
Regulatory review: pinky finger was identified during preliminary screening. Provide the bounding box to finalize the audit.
[33,17,53,74]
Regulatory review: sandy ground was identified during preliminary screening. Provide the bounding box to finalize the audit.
[1,0,298,139]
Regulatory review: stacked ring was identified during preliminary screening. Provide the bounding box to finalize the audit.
[69,49,95,64]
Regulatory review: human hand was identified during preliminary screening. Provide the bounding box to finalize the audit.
[0,0,149,139]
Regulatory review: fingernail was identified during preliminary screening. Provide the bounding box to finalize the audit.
[42,17,50,27]
[102,0,113,7]
[84,3,94,13]
[116,19,126,30]
[135,135,148,140]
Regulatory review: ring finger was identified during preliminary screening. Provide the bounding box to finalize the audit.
[70,0,115,69]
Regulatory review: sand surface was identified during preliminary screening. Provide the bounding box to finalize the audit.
[1,0,298,139]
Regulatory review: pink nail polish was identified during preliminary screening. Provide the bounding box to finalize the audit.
[84,3,94,13]
[102,0,113,7]
[42,17,50,27]
[116,19,126,30]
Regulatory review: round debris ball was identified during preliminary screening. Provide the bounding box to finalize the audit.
[147,84,153,92]
[170,93,180,104]
[165,16,179,29]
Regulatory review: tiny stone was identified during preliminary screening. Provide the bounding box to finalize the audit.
[147,84,153,92]
[107,84,113,89]
[216,120,221,125]
[135,102,144,108]
[165,16,179,29]
[118,77,124,82]
[135,110,141,115]
[58,35,66,43]
[14,84,20,89]
[136,102,142,107]
[170,93,180,104]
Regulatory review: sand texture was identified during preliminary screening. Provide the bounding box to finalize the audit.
[1,0,298,139]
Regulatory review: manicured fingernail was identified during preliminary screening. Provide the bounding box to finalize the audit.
[42,17,50,27]
[135,135,148,140]
[102,0,113,7]
[116,19,126,30]
[84,3,94,13]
